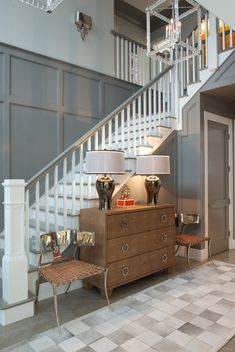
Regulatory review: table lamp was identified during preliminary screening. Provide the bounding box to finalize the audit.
[85,150,125,210]
[136,155,170,205]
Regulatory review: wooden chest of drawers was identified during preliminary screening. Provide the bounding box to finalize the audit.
[80,205,175,296]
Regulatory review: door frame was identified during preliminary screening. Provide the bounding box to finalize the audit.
[204,111,234,249]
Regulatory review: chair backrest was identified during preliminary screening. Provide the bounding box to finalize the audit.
[177,213,200,225]
[39,230,95,266]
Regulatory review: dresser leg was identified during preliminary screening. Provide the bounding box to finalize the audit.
[165,266,174,275]
[100,287,113,298]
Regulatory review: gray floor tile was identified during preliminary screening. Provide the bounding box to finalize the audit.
[200,309,223,322]
[178,323,204,337]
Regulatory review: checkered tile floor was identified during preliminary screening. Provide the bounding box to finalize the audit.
[4,261,235,352]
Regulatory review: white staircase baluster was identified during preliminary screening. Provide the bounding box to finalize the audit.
[87,138,92,199]
[132,100,136,155]
[35,181,40,249]
[148,87,152,132]
[45,173,49,233]
[129,41,132,82]
[138,95,142,144]
[63,158,67,230]
[229,27,233,48]
[222,21,226,51]
[95,131,98,150]
[143,90,147,142]
[121,110,125,149]
[108,119,112,149]
[71,150,76,214]
[125,39,128,81]
[186,38,190,84]
[54,165,58,230]
[121,38,124,80]
[102,125,106,149]
[115,114,119,148]
[153,80,157,133]
[192,31,196,82]
[116,36,120,79]
[127,105,131,154]
[80,145,84,209]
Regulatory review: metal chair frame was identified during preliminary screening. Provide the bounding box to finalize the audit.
[35,230,111,330]
[175,213,214,272]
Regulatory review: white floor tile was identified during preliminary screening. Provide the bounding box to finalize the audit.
[89,337,118,352]
[166,330,193,346]
[197,330,222,346]
[64,319,90,335]
[58,336,86,352]
[28,336,56,352]
[121,337,149,352]
[136,330,163,346]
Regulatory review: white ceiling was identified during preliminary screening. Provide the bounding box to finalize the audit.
[196,0,235,29]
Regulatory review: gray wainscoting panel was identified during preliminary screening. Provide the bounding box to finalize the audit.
[63,113,99,150]
[0,52,4,98]
[10,55,58,106]
[63,71,101,115]
[0,43,139,230]
[10,104,58,179]
[103,82,133,114]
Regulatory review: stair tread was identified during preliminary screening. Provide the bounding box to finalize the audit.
[186,80,201,86]
[31,205,80,217]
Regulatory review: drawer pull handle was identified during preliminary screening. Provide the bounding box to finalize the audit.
[161,254,168,263]
[121,220,128,229]
[121,243,129,253]
[161,214,167,223]
[121,266,129,276]
[161,234,168,242]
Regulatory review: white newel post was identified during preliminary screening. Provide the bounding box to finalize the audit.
[207,13,219,71]
[2,179,28,304]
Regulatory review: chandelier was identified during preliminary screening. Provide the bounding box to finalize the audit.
[146,0,202,65]
[18,0,64,13]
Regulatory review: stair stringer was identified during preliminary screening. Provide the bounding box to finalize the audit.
[178,48,235,130]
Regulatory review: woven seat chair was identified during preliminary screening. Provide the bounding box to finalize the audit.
[175,214,214,272]
[35,230,110,329]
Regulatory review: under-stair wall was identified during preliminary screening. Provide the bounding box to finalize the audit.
[177,50,235,239]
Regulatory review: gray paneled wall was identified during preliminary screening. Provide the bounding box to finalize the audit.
[0,43,139,230]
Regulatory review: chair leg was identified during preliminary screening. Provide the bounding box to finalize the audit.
[104,268,111,309]
[208,238,215,265]
[52,284,61,332]
[187,244,192,273]
[175,244,180,254]
[35,273,42,303]
[65,282,71,294]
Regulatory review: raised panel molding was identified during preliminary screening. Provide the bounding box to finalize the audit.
[63,71,100,115]
[10,104,58,179]
[103,82,133,114]
[10,55,58,106]
[63,112,99,150]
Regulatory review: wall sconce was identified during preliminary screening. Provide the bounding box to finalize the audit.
[75,11,92,40]
[136,155,170,205]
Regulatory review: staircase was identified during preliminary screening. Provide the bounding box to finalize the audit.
[1,7,235,325]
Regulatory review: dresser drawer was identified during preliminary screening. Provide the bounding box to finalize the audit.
[107,227,174,263]
[107,208,174,239]
[107,246,175,287]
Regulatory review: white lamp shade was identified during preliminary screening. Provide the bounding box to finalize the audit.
[136,155,170,175]
[85,150,125,174]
